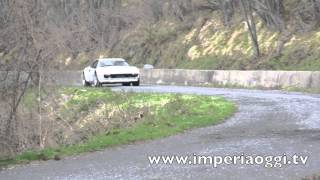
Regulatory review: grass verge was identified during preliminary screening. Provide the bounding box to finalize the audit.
[282,86,320,94]
[0,87,236,168]
[183,82,320,95]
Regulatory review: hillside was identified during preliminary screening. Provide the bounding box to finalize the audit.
[0,0,320,70]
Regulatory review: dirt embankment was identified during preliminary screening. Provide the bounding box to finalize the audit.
[1,0,320,71]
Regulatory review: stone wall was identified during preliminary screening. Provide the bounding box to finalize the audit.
[140,69,320,89]
[42,69,320,89]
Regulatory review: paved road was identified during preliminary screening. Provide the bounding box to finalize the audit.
[1,86,320,180]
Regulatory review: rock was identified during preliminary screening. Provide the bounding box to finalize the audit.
[54,155,61,161]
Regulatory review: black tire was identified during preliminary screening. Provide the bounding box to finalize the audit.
[82,73,91,87]
[122,82,131,86]
[133,80,140,86]
[93,72,102,87]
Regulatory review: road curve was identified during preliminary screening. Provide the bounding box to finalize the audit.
[1,86,320,180]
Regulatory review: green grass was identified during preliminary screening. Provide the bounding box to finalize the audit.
[282,86,320,94]
[0,87,236,167]
[198,82,320,94]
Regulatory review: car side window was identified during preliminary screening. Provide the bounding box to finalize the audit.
[91,60,98,68]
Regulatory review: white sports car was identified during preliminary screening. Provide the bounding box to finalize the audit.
[82,58,140,87]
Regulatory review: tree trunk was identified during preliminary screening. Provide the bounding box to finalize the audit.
[240,0,260,57]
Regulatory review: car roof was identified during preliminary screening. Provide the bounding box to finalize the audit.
[98,58,125,62]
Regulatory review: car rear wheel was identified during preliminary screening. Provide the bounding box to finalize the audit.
[82,73,90,87]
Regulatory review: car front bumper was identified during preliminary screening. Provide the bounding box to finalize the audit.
[99,77,140,84]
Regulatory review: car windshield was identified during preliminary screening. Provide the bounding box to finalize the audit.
[99,60,129,67]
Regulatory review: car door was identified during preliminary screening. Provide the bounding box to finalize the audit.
[86,60,99,82]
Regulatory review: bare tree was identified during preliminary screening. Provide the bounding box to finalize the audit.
[291,0,320,32]
[0,0,59,154]
[0,0,34,154]
[168,0,193,21]
[240,0,260,57]
[253,0,285,31]
[207,0,236,27]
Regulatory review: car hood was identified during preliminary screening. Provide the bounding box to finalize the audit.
[96,66,140,74]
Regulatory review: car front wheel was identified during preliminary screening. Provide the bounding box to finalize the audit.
[82,73,90,87]
[133,79,140,86]
[93,73,101,87]
[122,82,131,86]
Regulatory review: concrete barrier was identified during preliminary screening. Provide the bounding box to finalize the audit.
[22,69,319,89]
[140,69,320,89]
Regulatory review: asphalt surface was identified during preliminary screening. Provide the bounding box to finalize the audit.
[1,85,320,180]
